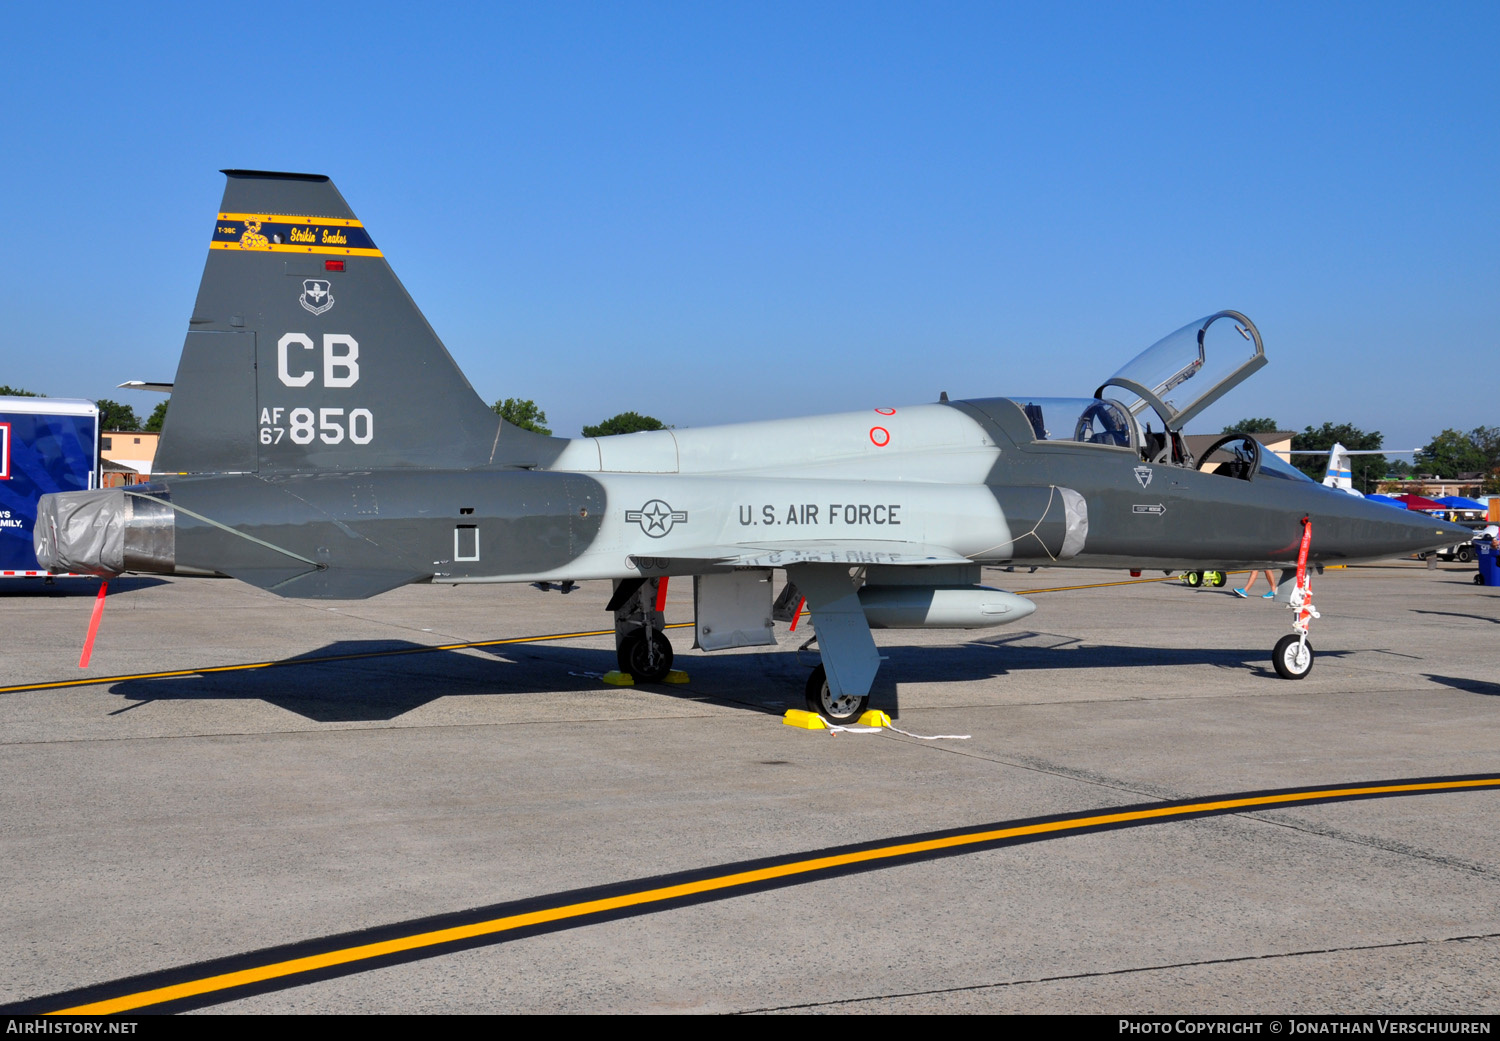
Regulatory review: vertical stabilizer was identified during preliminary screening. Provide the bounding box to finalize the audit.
[1322,442,1354,493]
[154,171,563,475]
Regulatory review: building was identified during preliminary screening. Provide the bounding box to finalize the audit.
[99,429,159,480]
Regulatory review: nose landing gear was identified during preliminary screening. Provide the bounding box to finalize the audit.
[1274,517,1319,680]
[1273,632,1313,679]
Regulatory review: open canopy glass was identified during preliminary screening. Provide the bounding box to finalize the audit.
[1096,311,1266,433]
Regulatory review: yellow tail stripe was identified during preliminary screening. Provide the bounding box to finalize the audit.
[207,242,383,258]
[217,212,364,227]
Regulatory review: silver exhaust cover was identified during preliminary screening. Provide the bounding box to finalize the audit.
[34,489,175,576]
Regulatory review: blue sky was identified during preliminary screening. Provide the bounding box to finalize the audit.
[2,2,1495,450]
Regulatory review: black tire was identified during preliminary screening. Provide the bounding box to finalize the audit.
[1209,571,1227,587]
[619,628,673,682]
[1272,634,1313,680]
[804,664,869,724]
[1475,573,1484,585]
[1456,545,1474,564]
[1184,571,1203,587]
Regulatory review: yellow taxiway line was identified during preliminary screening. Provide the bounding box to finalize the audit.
[17,774,1497,1015]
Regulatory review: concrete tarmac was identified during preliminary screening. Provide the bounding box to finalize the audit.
[1,562,1497,1014]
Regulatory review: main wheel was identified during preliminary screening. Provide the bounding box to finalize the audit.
[1209,571,1227,587]
[1272,634,1313,680]
[1183,571,1203,587]
[619,628,673,682]
[804,664,869,724]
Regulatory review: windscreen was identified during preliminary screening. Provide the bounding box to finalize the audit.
[1256,450,1319,483]
[1008,398,1135,448]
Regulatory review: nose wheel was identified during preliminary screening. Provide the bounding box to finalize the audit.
[805,664,869,724]
[1272,633,1313,679]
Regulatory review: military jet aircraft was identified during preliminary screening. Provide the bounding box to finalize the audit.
[33,171,1469,720]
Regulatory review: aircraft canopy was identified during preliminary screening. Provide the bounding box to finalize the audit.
[1097,311,1266,432]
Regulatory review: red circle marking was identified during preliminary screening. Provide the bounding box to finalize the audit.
[874,407,896,416]
[870,426,890,447]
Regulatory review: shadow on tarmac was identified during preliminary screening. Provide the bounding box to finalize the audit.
[1410,609,1500,625]
[1424,674,1500,698]
[0,576,168,597]
[101,632,1340,723]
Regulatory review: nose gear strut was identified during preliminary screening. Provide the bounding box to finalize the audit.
[1273,516,1319,679]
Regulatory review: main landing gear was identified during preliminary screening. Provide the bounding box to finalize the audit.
[619,627,674,683]
[804,664,869,725]
[608,576,675,683]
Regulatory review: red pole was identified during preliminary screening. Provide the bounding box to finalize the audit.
[79,580,108,668]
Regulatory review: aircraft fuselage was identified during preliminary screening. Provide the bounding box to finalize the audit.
[101,400,1465,600]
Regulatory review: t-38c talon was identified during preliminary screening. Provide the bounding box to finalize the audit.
[34,171,1469,721]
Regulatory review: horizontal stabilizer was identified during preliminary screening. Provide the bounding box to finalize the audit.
[245,566,427,600]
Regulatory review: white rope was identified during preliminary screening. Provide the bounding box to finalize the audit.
[972,485,1063,564]
[885,725,971,741]
[820,720,971,740]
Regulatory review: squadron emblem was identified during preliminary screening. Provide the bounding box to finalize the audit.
[626,499,688,538]
[238,219,269,250]
[299,279,335,316]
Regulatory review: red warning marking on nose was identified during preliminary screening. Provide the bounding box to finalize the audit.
[870,426,890,447]
[874,407,896,416]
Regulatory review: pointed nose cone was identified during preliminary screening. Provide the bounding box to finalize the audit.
[1317,497,1476,563]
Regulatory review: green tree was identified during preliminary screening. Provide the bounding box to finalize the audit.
[145,400,169,432]
[1466,425,1500,471]
[95,398,141,431]
[0,385,43,397]
[1292,422,1385,492]
[582,411,666,437]
[492,398,551,435]
[1221,417,1281,434]
[1416,427,1497,479]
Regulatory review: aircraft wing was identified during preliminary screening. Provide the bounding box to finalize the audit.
[630,540,973,570]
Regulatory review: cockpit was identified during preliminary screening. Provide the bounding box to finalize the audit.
[979,312,1318,485]
[1013,397,1135,448]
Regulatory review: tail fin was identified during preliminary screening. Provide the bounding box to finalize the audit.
[1322,442,1354,492]
[154,170,563,475]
